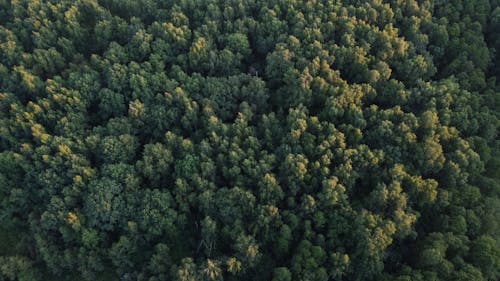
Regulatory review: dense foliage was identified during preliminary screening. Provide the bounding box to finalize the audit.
[0,0,499,280]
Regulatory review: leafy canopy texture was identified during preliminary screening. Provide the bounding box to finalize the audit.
[0,0,499,280]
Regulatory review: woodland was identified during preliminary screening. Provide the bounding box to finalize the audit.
[0,0,499,280]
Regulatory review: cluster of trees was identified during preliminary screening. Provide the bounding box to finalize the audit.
[0,0,498,280]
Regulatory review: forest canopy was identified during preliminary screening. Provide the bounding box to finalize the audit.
[0,0,499,280]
